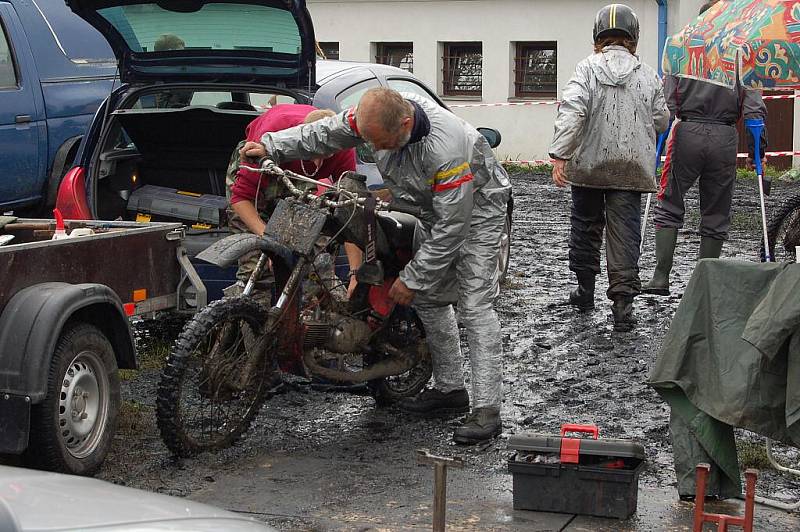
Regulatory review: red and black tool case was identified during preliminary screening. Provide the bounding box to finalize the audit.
[507,424,645,519]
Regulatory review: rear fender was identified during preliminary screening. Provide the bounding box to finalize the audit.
[44,136,83,210]
[0,283,135,404]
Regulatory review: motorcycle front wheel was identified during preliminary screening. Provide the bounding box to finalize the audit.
[156,296,276,456]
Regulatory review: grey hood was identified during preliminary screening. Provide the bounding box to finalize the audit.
[549,47,669,192]
[589,46,641,87]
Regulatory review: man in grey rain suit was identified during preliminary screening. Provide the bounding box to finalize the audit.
[240,88,512,444]
[643,0,768,296]
[550,3,670,331]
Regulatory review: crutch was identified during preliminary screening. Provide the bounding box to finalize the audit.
[745,118,771,262]
[640,124,672,254]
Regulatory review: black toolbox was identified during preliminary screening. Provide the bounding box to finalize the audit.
[127,185,228,227]
[507,424,645,519]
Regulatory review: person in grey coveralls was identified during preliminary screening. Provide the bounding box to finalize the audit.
[239,88,511,444]
[550,3,670,331]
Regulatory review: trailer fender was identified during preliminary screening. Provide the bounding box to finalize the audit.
[0,282,136,404]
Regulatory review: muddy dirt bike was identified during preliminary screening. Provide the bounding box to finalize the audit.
[761,191,800,262]
[156,160,433,456]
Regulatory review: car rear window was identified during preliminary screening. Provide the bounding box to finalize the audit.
[97,3,301,54]
[31,0,114,63]
[132,90,301,111]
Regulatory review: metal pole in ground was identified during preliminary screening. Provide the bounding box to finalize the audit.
[746,118,771,262]
[640,126,672,254]
[416,449,464,532]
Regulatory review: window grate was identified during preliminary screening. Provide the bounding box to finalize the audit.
[318,41,339,60]
[442,43,482,97]
[514,42,557,98]
[375,42,413,73]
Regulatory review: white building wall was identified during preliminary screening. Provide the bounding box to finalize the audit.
[308,0,705,161]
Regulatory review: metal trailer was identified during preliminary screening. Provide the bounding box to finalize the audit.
[0,218,205,475]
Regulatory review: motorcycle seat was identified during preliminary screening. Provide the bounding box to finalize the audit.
[377,212,417,249]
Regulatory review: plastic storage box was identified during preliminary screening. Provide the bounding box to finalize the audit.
[127,185,228,226]
[507,424,645,519]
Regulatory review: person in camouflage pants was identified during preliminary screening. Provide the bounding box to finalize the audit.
[224,105,357,303]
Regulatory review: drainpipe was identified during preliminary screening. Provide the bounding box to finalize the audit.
[655,0,668,76]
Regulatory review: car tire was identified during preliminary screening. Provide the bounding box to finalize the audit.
[498,211,512,284]
[25,322,119,476]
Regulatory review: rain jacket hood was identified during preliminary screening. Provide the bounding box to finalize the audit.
[589,47,641,87]
[549,45,670,192]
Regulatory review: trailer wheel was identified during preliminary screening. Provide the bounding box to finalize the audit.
[25,323,120,475]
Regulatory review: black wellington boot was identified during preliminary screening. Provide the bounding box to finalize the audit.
[568,273,595,311]
[611,296,636,332]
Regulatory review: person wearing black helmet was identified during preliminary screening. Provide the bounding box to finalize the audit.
[643,0,767,296]
[549,3,669,332]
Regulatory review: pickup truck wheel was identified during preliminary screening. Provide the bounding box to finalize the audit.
[25,323,120,475]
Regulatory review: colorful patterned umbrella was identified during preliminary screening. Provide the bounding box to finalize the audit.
[663,0,800,89]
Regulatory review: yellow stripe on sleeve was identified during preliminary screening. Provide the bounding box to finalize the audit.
[433,162,470,183]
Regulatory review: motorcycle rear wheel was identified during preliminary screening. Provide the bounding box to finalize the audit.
[156,297,275,456]
[367,316,432,406]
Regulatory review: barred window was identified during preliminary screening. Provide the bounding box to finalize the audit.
[375,42,413,73]
[514,42,557,98]
[318,41,339,60]
[442,42,482,97]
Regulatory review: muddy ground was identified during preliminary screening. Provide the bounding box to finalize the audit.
[101,172,800,530]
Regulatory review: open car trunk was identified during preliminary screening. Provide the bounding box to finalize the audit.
[92,105,259,265]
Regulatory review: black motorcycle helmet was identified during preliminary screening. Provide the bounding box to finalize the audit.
[593,4,640,44]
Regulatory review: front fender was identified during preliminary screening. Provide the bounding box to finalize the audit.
[195,233,263,268]
[0,283,135,403]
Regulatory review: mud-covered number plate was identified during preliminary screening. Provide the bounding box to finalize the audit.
[264,199,327,256]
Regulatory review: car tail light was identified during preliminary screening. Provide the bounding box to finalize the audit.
[55,166,92,220]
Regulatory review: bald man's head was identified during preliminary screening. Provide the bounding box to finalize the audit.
[356,88,414,151]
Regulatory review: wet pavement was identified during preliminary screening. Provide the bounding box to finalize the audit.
[100,172,800,530]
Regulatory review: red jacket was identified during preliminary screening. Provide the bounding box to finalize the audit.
[230,104,356,204]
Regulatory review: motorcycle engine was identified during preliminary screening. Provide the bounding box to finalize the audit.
[301,311,373,354]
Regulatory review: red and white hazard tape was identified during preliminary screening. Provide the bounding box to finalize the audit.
[451,92,799,108]
[450,101,559,108]
[503,151,800,167]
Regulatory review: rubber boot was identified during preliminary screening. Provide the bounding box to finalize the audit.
[568,273,595,311]
[452,407,502,444]
[698,237,723,260]
[643,228,678,296]
[611,296,636,332]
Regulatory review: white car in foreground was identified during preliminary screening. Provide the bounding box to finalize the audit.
[0,465,274,531]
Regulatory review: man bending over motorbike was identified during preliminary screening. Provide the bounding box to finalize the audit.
[225,104,363,302]
[240,88,512,445]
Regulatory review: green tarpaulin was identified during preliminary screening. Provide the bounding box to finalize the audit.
[649,260,800,497]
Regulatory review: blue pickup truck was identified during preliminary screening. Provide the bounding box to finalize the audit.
[0,0,116,214]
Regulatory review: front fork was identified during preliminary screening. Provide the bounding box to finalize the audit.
[235,253,308,388]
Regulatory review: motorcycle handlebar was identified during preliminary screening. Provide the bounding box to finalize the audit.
[244,159,421,217]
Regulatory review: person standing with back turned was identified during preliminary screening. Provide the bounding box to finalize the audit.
[550,3,670,331]
[643,0,768,296]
